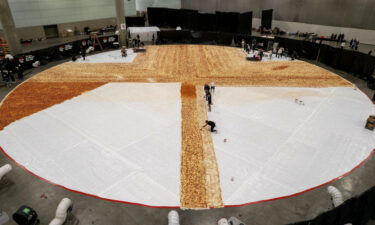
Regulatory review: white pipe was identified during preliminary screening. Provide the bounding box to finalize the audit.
[218,218,229,225]
[327,186,344,207]
[168,210,179,225]
[49,198,73,225]
[0,164,12,180]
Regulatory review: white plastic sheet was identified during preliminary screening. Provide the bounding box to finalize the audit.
[0,83,181,206]
[209,87,375,205]
[74,49,137,63]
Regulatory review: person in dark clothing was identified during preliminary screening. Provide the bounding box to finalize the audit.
[4,58,16,82]
[8,71,15,82]
[80,45,86,60]
[368,50,372,55]
[1,69,9,83]
[4,57,15,71]
[204,84,210,95]
[259,49,264,61]
[206,92,212,111]
[136,34,140,48]
[202,120,217,133]
[1,70,14,83]
[15,64,24,80]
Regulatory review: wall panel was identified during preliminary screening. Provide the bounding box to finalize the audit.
[181,0,375,30]
[8,0,136,28]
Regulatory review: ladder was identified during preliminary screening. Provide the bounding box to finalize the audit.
[90,32,103,51]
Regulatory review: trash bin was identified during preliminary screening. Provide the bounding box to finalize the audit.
[13,206,39,225]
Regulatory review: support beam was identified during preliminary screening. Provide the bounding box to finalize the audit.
[115,0,127,47]
[0,0,22,55]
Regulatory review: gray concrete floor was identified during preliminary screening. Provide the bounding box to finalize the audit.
[0,53,374,225]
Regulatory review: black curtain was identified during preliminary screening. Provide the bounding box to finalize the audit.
[317,45,375,79]
[164,8,178,28]
[261,9,273,29]
[125,17,145,27]
[216,11,239,33]
[178,9,199,30]
[157,30,192,44]
[148,8,250,34]
[197,13,217,32]
[147,7,162,27]
[238,11,252,35]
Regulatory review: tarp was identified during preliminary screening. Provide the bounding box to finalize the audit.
[0,83,182,207]
[209,87,375,206]
[74,49,137,63]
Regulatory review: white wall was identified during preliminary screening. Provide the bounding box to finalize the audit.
[253,18,375,45]
[136,0,154,12]
[136,0,181,11]
[152,0,181,9]
[8,0,136,28]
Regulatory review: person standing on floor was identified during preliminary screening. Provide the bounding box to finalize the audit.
[4,56,16,82]
[259,49,264,61]
[202,120,217,133]
[80,45,86,61]
[137,34,141,48]
[210,81,215,93]
[355,40,360,51]
[15,63,24,80]
[204,84,210,95]
[206,92,212,112]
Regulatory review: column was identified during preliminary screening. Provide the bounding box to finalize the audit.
[0,0,22,55]
[115,0,127,47]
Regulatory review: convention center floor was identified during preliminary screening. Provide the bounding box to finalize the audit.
[0,45,374,225]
